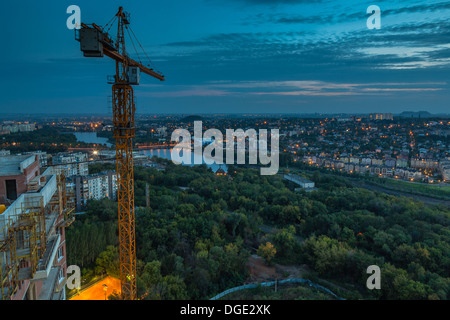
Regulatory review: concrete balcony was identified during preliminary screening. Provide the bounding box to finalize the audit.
[37,266,62,300]
[33,234,60,281]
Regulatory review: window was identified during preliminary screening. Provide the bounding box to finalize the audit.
[58,269,65,283]
[57,247,64,261]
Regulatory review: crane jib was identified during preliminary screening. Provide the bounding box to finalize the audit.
[77,25,165,82]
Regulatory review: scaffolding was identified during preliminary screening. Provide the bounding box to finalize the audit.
[51,173,75,228]
[0,227,18,299]
[0,173,75,300]
[0,198,46,300]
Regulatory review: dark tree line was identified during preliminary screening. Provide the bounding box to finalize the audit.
[66,161,449,300]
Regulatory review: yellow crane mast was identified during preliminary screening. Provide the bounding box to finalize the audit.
[75,6,165,300]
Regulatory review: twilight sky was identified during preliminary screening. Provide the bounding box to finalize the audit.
[1,0,449,114]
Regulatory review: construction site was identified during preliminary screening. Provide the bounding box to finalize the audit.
[74,6,165,300]
[1,6,164,300]
[0,155,75,300]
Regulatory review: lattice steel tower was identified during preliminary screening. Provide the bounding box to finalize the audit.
[76,7,165,300]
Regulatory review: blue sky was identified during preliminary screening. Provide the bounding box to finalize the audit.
[0,0,449,114]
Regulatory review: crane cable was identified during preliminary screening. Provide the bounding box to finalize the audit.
[103,15,118,35]
[125,26,143,67]
[100,12,163,76]
[127,25,162,74]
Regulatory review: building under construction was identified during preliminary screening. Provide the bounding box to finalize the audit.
[0,156,75,300]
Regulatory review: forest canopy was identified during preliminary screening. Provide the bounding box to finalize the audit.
[67,161,450,300]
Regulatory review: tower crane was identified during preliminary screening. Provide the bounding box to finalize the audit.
[75,7,165,300]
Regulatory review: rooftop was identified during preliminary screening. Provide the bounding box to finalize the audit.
[0,155,36,176]
[284,173,313,184]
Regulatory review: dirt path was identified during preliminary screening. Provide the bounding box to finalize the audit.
[246,254,309,283]
[246,255,351,297]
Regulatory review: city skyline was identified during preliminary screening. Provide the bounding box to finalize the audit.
[1,0,449,114]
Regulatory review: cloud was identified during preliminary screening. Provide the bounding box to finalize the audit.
[380,59,450,69]
[152,0,450,110]
[142,80,446,98]
[243,10,362,26]
[164,31,311,48]
[141,87,230,97]
[160,12,450,76]
[360,88,442,92]
[164,40,209,47]
[225,0,324,4]
[251,91,360,96]
[383,1,450,15]
[243,1,450,26]
[356,42,450,69]
[239,80,445,96]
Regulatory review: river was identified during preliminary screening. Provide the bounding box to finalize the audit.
[71,132,112,148]
[71,132,226,172]
[141,148,228,173]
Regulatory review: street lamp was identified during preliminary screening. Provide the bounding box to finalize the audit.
[103,284,108,300]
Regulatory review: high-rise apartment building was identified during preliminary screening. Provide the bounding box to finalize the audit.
[23,151,49,168]
[51,152,89,177]
[71,171,117,211]
[0,163,74,300]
